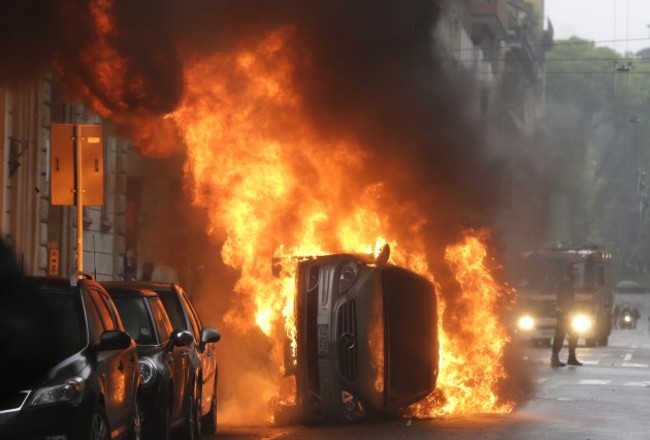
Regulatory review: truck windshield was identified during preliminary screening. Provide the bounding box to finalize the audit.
[518,255,593,290]
[382,267,436,405]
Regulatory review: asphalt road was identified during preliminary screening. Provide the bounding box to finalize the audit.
[208,292,650,440]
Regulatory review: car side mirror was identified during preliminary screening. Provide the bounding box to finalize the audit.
[199,327,221,350]
[169,329,194,348]
[97,330,132,351]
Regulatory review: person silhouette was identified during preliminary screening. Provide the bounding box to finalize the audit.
[551,262,582,367]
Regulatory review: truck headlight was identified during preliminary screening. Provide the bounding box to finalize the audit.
[338,262,359,293]
[571,314,592,333]
[27,377,85,407]
[517,315,535,331]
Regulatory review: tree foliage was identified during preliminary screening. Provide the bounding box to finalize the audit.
[544,38,650,278]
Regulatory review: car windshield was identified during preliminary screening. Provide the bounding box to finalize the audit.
[34,289,86,363]
[112,297,157,345]
[381,267,436,404]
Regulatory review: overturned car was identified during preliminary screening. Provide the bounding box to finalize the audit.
[286,247,439,422]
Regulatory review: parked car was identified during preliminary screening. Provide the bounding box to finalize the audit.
[286,246,439,422]
[0,273,141,440]
[103,281,221,435]
[105,285,198,440]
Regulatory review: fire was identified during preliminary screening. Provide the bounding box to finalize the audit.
[170,28,516,421]
[410,231,515,416]
[61,8,517,420]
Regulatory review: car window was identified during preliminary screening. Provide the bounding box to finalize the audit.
[155,289,188,332]
[34,288,86,362]
[82,290,104,344]
[88,288,118,331]
[96,287,125,330]
[179,289,201,340]
[147,297,173,345]
[112,296,157,345]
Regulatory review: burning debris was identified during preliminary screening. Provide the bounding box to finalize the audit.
[1,0,525,424]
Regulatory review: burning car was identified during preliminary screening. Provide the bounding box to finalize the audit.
[286,246,439,422]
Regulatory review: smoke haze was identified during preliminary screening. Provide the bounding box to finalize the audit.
[1,0,532,421]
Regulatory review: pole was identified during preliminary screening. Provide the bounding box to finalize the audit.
[75,126,84,272]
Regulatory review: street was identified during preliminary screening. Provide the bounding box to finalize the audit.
[209,293,650,440]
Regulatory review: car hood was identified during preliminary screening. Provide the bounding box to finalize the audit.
[29,349,90,389]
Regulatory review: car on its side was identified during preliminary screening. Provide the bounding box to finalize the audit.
[0,273,141,440]
[103,281,221,435]
[105,286,198,440]
[288,246,439,422]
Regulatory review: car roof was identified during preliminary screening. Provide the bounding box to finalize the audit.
[25,276,103,293]
[103,285,160,298]
[102,280,177,292]
[25,276,72,289]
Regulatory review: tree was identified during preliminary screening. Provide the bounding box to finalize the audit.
[544,38,650,278]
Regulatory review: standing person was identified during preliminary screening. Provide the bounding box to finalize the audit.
[612,304,620,329]
[631,307,641,329]
[551,262,583,367]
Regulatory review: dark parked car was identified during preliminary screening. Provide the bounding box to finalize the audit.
[105,286,198,440]
[103,281,221,435]
[0,274,141,440]
[289,247,439,422]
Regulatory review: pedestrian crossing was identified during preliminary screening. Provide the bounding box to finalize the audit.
[535,377,650,387]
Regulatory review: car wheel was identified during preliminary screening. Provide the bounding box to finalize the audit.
[127,397,142,440]
[89,403,110,440]
[180,387,198,440]
[202,380,218,435]
[192,380,202,439]
[599,334,609,346]
[155,398,172,440]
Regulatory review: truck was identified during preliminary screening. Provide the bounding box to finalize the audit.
[513,244,614,347]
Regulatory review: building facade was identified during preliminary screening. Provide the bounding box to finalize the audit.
[0,0,552,282]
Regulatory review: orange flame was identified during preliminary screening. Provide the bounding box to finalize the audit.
[170,29,516,421]
[411,230,515,416]
[69,14,517,421]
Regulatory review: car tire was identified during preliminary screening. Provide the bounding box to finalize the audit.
[156,401,172,440]
[126,396,142,440]
[89,403,110,440]
[179,385,198,440]
[202,379,218,435]
[599,334,609,346]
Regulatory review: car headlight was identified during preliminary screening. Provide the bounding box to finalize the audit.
[571,314,592,333]
[338,261,359,293]
[138,358,158,386]
[27,377,85,407]
[517,315,535,331]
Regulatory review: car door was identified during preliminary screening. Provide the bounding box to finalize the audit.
[86,286,137,435]
[148,296,191,421]
[179,290,217,408]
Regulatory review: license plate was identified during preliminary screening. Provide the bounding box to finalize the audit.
[318,324,329,358]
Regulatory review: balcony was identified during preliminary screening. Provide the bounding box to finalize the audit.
[470,0,510,39]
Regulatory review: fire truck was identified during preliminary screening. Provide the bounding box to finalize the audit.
[513,244,614,347]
